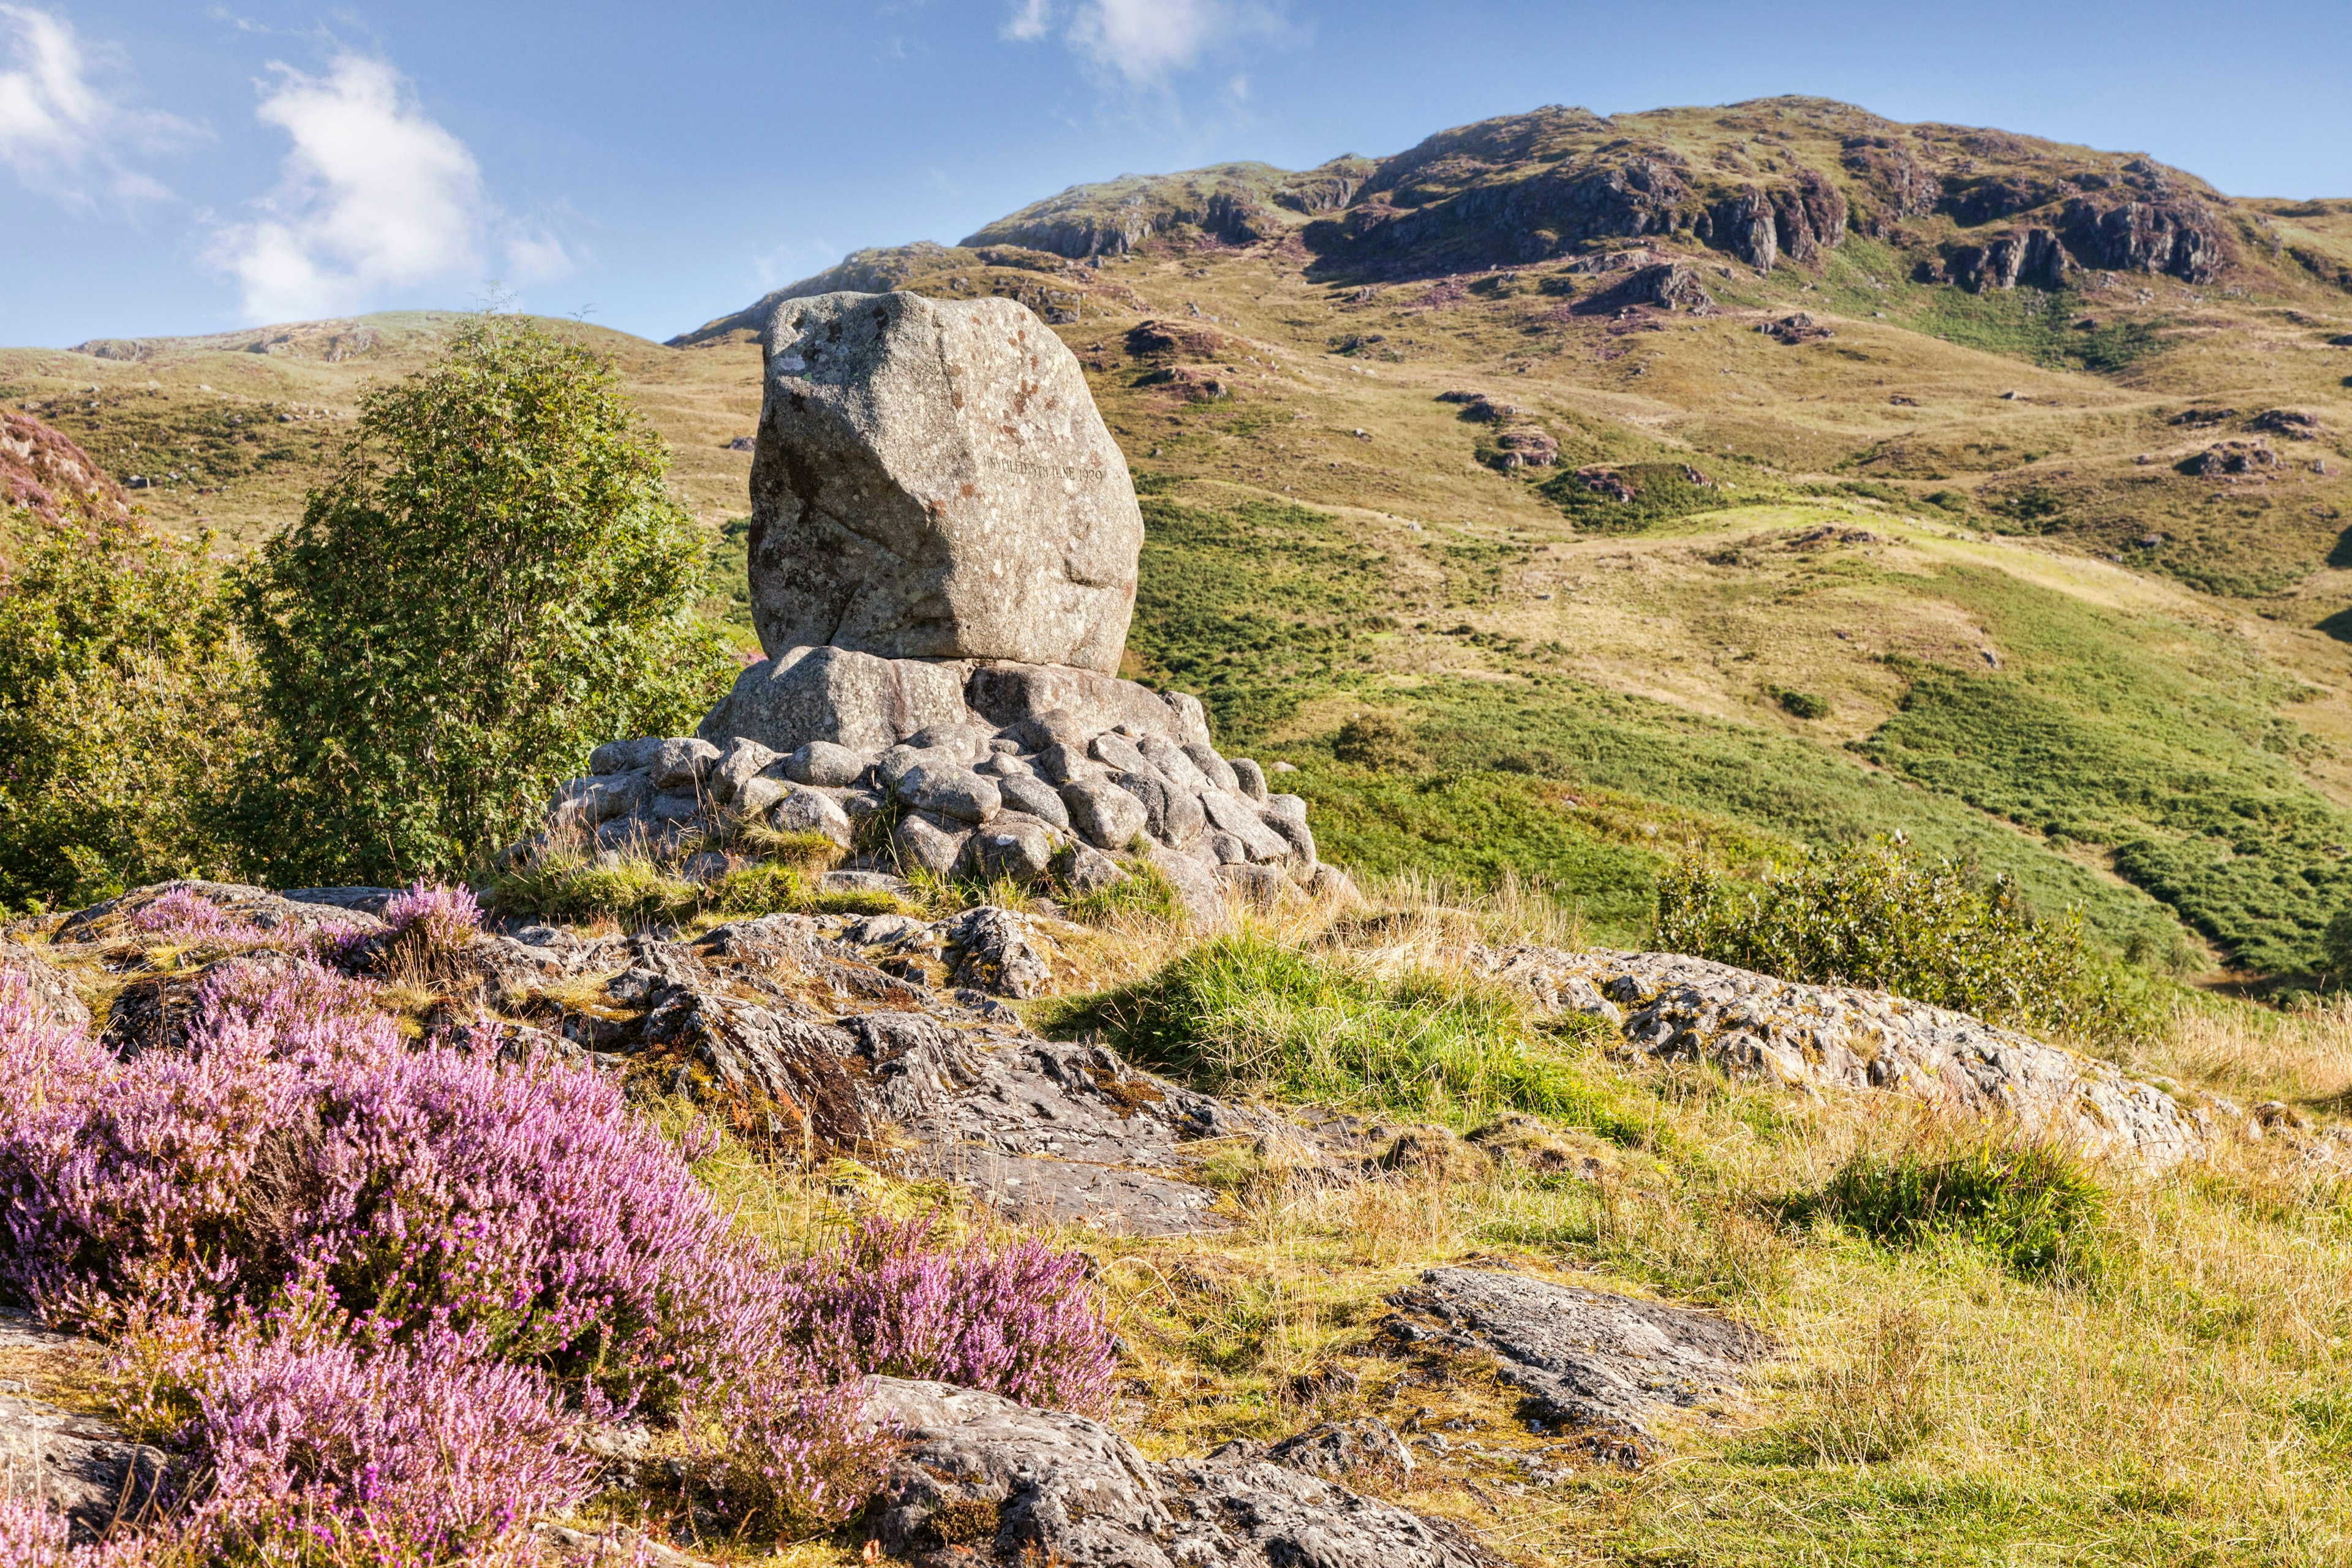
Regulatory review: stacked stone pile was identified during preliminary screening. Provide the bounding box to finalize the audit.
[550,666,1321,918]
[543,288,1327,917]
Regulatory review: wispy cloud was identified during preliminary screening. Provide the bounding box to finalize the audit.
[0,4,200,208]
[214,53,570,323]
[1004,0,1293,88]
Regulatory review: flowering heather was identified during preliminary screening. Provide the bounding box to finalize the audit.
[698,1355,900,1537]
[123,886,264,945]
[0,953,1125,1562]
[381,878,484,965]
[0,1498,155,1564]
[765,1218,1117,1416]
[192,1319,592,1564]
[2,959,762,1411]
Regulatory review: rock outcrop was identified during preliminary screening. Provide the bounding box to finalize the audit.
[1473,946,2205,1164]
[0,940,91,1031]
[0,1311,168,1540]
[564,290,1311,919]
[1382,1268,1770,1463]
[747,291,1142,674]
[584,663,1312,919]
[862,1377,1501,1568]
[1951,227,2070,291]
[440,909,1291,1234]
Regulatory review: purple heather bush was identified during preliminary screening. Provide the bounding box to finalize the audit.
[764,1218,1117,1417]
[698,1355,903,1537]
[1,957,769,1410]
[0,1498,157,1565]
[191,1317,593,1561]
[124,885,265,945]
[0,944,1121,1559]
[380,878,484,968]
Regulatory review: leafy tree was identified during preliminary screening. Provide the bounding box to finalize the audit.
[0,508,258,911]
[236,317,731,884]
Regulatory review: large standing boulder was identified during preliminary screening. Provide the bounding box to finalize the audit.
[748,292,1144,674]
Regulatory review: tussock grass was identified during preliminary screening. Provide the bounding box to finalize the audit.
[483,829,894,927]
[1046,927,1632,1128]
[1781,1133,2109,1281]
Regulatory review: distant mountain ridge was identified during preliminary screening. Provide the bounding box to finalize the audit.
[679,94,2340,346]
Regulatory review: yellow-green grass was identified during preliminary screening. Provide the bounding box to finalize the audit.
[651,882,2352,1566]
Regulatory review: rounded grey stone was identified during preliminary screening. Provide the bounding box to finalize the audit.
[959,812,1061,884]
[1061,778,1148,851]
[1114,771,1205,848]
[896,764,1002,826]
[996,774,1072,830]
[589,737,662,775]
[892,810,969,878]
[647,737,721,790]
[748,292,1142,673]
[772,786,854,847]
[786,740,870,788]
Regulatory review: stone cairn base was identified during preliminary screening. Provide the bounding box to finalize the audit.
[545,647,1326,920]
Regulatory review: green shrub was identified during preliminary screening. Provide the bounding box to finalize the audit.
[1774,688,1831,720]
[0,510,259,908]
[1330,711,1428,772]
[235,315,734,886]
[1785,1138,2107,1280]
[1654,841,2154,1047]
[2323,907,2352,981]
[1048,932,1642,1131]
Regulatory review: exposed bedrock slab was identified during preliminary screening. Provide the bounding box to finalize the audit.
[748,292,1142,673]
[1472,946,2206,1164]
[862,1377,1501,1568]
[0,1312,169,1540]
[1382,1268,1771,1463]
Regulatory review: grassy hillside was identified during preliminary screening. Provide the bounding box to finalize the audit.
[12,96,2352,978]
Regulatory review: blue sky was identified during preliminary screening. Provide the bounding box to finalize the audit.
[3,0,2348,348]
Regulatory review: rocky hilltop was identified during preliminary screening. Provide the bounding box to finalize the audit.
[682,96,2292,358]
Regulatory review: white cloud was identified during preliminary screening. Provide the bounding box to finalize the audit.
[1002,0,1052,42]
[216,53,569,323]
[0,5,197,207]
[1005,0,1287,87]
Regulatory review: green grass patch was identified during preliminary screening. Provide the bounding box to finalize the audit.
[1782,1138,2109,1281]
[1337,674,2174,954]
[1128,496,1401,743]
[484,838,891,926]
[1534,460,1746,533]
[1858,564,2352,973]
[1044,931,1640,1131]
[1292,765,1777,946]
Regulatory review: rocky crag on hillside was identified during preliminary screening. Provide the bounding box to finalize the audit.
[551,290,1332,923]
[675,97,2293,352]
